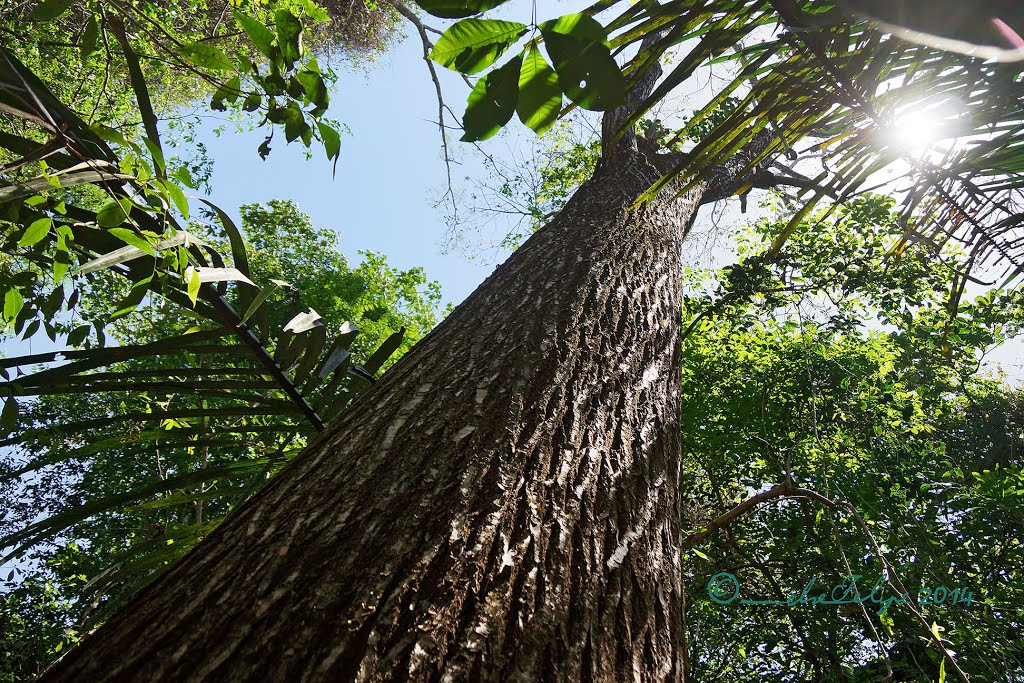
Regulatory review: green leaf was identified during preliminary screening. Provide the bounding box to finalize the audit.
[318,121,341,168]
[879,608,895,635]
[4,288,24,323]
[181,43,235,72]
[275,9,303,66]
[29,0,74,21]
[172,166,197,189]
[268,104,308,143]
[1,397,18,433]
[296,70,328,108]
[96,200,129,228]
[211,76,243,110]
[414,0,511,19]
[107,228,155,257]
[66,324,90,347]
[18,217,52,247]
[143,137,165,173]
[185,266,201,306]
[233,11,276,58]
[110,275,153,320]
[53,235,71,283]
[80,15,99,61]
[538,14,609,46]
[461,55,521,142]
[540,23,624,111]
[160,180,190,220]
[239,280,285,325]
[302,0,330,23]
[517,46,561,135]
[429,19,527,75]
[243,92,262,112]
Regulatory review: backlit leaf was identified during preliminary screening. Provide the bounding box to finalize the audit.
[414,0,511,19]
[517,45,561,135]
[18,217,51,247]
[234,11,275,58]
[429,19,527,75]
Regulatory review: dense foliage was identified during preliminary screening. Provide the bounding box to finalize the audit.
[679,196,1024,680]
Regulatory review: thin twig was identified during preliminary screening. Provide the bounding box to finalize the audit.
[385,0,458,222]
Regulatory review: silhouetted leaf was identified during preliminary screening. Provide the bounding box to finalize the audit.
[462,55,522,142]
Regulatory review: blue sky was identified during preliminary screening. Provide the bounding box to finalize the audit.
[192,30,500,307]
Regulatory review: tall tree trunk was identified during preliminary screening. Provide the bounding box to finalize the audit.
[42,147,711,680]
[42,36,779,677]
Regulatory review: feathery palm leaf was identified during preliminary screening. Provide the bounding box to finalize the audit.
[0,34,408,619]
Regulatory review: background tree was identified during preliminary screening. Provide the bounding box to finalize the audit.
[677,194,1024,680]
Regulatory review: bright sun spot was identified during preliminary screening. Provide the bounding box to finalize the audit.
[891,109,944,150]
[885,99,965,156]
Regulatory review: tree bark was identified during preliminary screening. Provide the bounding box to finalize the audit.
[41,140,713,680]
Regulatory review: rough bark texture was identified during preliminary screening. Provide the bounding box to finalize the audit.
[41,144,709,680]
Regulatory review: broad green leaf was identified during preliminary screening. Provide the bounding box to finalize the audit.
[29,0,74,21]
[185,266,201,306]
[3,288,24,323]
[296,70,328,109]
[462,55,522,142]
[172,166,197,189]
[80,15,99,61]
[275,9,303,66]
[181,43,234,72]
[517,46,561,135]
[96,200,129,228]
[538,13,610,47]
[21,319,39,340]
[302,0,330,22]
[160,180,189,220]
[18,217,52,247]
[233,11,275,58]
[107,228,155,257]
[53,234,70,283]
[143,137,165,173]
[540,24,624,111]
[318,121,341,167]
[267,103,306,142]
[1,397,18,432]
[243,92,262,112]
[66,324,90,347]
[414,0,511,19]
[429,19,527,75]
[211,76,243,110]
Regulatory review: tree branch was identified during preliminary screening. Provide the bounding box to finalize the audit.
[385,0,458,218]
[681,478,836,549]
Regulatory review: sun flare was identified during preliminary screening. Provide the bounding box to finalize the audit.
[890,108,945,151]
